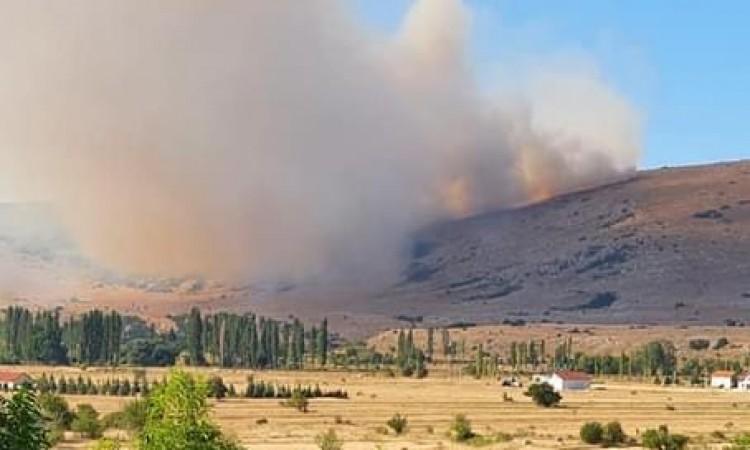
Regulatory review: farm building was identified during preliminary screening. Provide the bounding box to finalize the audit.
[710,370,736,389]
[547,370,591,392]
[737,372,750,390]
[0,371,31,390]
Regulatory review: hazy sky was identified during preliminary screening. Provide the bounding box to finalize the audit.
[355,0,750,168]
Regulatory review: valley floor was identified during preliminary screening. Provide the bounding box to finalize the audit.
[5,365,749,449]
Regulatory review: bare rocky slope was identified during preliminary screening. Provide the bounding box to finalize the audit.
[366,160,750,327]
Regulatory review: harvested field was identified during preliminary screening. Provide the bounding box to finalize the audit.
[5,365,749,449]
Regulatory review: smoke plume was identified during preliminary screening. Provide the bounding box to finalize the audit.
[0,0,640,282]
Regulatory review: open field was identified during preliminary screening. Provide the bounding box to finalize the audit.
[5,365,750,449]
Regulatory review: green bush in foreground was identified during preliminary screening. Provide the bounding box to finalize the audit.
[38,392,75,443]
[283,389,310,412]
[580,422,604,444]
[102,398,148,432]
[731,433,750,450]
[0,386,50,450]
[90,438,122,450]
[642,425,688,450]
[386,413,408,435]
[581,421,627,447]
[602,421,626,446]
[315,429,343,450]
[138,370,241,450]
[524,382,562,407]
[450,414,475,442]
[71,404,103,439]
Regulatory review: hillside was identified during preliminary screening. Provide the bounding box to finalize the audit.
[366,160,750,327]
[1,160,749,336]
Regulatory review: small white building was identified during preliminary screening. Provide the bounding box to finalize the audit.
[710,370,736,389]
[548,370,591,392]
[0,371,31,390]
[736,372,750,390]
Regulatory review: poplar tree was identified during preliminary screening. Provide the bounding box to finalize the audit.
[426,327,434,359]
[318,319,328,366]
[186,307,204,366]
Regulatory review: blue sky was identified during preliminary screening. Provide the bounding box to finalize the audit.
[354,0,750,168]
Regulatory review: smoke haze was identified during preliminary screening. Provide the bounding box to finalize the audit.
[0,0,641,283]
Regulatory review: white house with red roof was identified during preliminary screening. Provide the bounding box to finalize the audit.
[0,371,31,390]
[548,370,592,392]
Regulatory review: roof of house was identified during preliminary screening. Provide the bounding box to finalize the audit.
[554,370,592,381]
[0,371,29,383]
[739,372,750,380]
[711,370,735,377]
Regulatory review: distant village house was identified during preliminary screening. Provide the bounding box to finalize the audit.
[710,370,736,389]
[737,372,750,390]
[537,370,592,392]
[0,371,31,391]
[550,370,592,391]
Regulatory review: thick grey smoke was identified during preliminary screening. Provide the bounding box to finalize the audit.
[0,0,640,282]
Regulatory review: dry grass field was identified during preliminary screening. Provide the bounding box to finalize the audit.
[5,364,750,450]
[369,324,750,361]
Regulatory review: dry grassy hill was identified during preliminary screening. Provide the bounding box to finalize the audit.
[368,323,750,361]
[2,160,750,337]
[362,160,750,329]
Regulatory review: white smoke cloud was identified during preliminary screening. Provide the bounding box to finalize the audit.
[0,0,641,283]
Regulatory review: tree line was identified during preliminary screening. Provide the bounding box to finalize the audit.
[2,306,123,365]
[469,335,748,385]
[0,305,329,370]
[396,328,428,377]
[183,307,328,369]
[35,374,147,397]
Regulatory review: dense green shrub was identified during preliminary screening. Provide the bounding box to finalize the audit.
[525,383,562,407]
[0,387,50,450]
[449,414,474,442]
[602,421,626,446]
[315,429,343,450]
[386,413,408,435]
[101,399,148,431]
[642,425,688,450]
[39,393,75,430]
[580,422,604,444]
[208,376,228,400]
[138,370,241,450]
[580,420,626,447]
[71,404,103,439]
[284,389,309,412]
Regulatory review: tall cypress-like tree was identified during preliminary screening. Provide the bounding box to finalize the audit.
[186,307,204,365]
[426,327,434,359]
[397,329,406,366]
[30,310,67,364]
[294,319,304,369]
[309,326,318,366]
[441,328,451,357]
[249,315,258,367]
[281,323,291,367]
[318,318,328,366]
